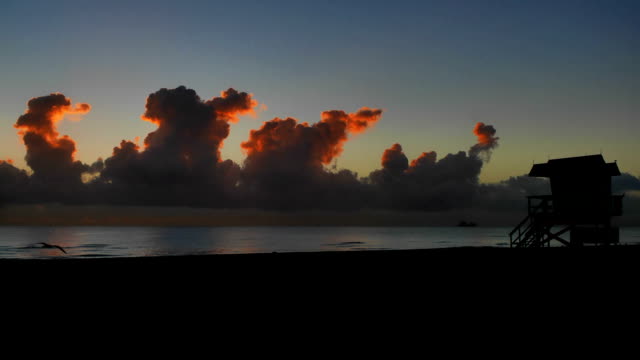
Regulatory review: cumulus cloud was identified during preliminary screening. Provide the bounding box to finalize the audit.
[13,93,91,188]
[381,143,409,176]
[239,107,382,209]
[0,160,29,204]
[206,88,260,123]
[5,88,637,218]
[469,122,499,160]
[18,89,636,217]
[98,86,258,206]
[4,97,508,211]
[366,123,497,210]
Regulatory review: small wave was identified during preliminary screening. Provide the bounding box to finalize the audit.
[75,244,109,249]
[76,254,117,258]
[333,241,365,247]
[18,245,43,249]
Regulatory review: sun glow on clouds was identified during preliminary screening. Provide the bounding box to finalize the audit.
[13,93,91,185]
[1,86,517,211]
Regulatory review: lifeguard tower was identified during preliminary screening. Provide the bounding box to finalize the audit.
[510,155,623,247]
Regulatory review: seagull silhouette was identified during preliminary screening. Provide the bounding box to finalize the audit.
[39,242,67,254]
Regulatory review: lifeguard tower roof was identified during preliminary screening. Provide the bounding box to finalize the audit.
[529,154,620,178]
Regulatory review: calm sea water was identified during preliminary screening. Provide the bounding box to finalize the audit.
[1,226,639,259]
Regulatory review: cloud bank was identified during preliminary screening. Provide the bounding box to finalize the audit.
[3,86,639,214]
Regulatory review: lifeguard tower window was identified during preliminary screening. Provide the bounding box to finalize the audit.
[510,155,623,247]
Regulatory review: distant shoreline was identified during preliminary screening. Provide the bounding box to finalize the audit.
[3,203,640,227]
[0,203,521,227]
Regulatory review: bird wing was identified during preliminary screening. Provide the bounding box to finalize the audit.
[54,245,67,254]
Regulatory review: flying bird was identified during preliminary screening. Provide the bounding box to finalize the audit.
[38,242,67,254]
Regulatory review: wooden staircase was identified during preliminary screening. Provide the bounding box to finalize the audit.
[509,196,572,248]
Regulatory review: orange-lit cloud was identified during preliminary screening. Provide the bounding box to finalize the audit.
[243,107,383,166]
[469,122,499,159]
[239,107,382,209]
[207,88,261,123]
[320,107,383,135]
[2,88,547,213]
[345,107,384,134]
[13,93,91,186]
[14,94,90,140]
[409,151,437,170]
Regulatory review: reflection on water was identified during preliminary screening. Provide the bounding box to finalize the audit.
[0,226,639,259]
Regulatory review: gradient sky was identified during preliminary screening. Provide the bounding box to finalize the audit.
[1,0,638,183]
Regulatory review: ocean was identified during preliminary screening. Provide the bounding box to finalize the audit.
[1,226,639,259]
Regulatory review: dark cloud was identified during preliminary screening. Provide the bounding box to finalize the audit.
[612,173,640,214]
[0,160,29,204]
[381,144,408,176]
[140,85,231,163]
[474,175,551,211]
[613,173,640,194]
[366,123,498,210]
[239,107,382,209]
[96,86,257,206]
[369,146,484,210]
[474,172,640,214]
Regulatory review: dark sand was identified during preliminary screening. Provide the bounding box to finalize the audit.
[4,246,639,283]
[5,246,638,320]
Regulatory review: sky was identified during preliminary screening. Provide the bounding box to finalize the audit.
[1,0,638,183]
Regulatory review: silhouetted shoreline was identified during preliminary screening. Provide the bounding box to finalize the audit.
[4,204,640,227]
[4,245,639,271]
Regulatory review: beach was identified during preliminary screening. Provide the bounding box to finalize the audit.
[5,245,638,320]
[5,246,638,282]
